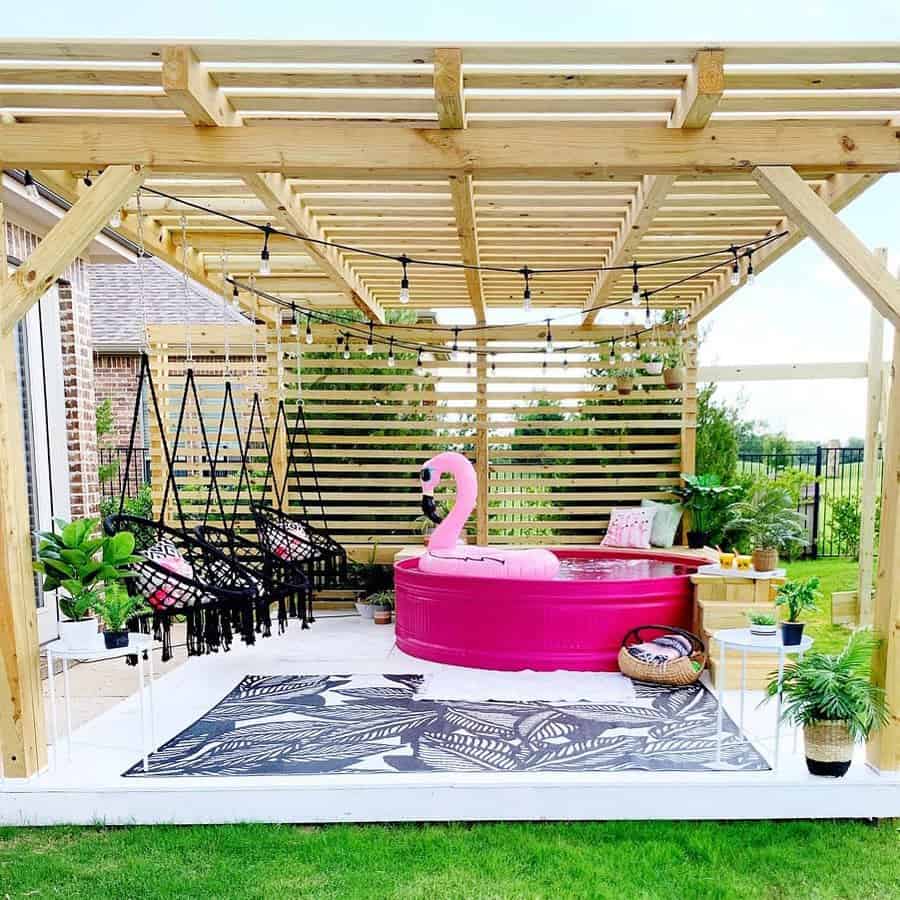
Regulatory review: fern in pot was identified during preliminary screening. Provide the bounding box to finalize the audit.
[96,582,149,649]
[725,484,806,573]
[766,629,888,777]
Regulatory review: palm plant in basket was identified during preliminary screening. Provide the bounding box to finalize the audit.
[766,629,888,777]
[725,484,806,572]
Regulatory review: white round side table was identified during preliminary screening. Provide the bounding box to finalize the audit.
[711,627,813,769]
[45,633,156,772]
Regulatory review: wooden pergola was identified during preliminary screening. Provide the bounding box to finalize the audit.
[1,40,898,782]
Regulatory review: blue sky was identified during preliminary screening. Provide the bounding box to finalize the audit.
[8,0,900,440]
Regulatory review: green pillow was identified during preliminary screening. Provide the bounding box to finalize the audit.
[641,499,683,548]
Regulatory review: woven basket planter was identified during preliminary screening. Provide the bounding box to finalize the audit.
[618,625,706,687]
[804,720,854,777]
[751,547,779,572]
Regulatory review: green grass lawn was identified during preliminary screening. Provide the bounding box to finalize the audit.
[1,820,899,900]
[2,557,890,900]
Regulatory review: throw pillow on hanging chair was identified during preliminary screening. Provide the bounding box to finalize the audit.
[138,538,196,610]
[272,519,309,561]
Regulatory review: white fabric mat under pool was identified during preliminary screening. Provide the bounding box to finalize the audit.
[414,669,636,703]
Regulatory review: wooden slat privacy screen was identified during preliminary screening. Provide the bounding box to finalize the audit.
[147,321,696,549]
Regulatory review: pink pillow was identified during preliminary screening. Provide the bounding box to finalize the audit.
[601,507,656,549]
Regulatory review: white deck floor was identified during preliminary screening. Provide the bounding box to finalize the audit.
[3,613,899,826]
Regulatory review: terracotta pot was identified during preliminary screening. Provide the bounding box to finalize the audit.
[615,377,634,395]
[752,547,779,572]
[662,366,685,389]
[804,720,854,777]
[373,610,393,625]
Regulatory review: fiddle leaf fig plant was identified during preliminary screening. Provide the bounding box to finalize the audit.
[33,517,142,622]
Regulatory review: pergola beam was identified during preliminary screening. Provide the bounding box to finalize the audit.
[433,48,466,128]
[243,172,385,323]
[1,164,145,334]
[691,172,880,321]
[753,165,900,326]
[669,49,725,128]
[161,46,242,127]
[3,121,900,177]
[581,175,676,324]
[448,173,487,322]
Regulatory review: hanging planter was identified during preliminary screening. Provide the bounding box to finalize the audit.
[644,359,664,376]
[615,375,634,396]
[662,366,685,389]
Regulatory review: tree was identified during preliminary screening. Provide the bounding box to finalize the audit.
[695,383,742,483]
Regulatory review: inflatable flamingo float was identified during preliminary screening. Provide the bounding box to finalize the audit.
[418,451,561,579]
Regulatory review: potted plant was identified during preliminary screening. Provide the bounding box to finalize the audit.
[725,484,806,572]
[347,545,393,602]
[661,337,685,389]
[33,518,140,649]
[746,610,777,638]
[640,351,664,377]
[673,474,740,549]
[615,368,638,395]
[95,582,149,649]
[774,576,821,646]
[370,591,394,625]
[354,595,375,620]
[766,629,888,776]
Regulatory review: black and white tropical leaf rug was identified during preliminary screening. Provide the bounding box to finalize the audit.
[124,674,769,777]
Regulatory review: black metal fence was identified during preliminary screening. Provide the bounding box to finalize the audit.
[739,446,881,558]
[98,446,150,500]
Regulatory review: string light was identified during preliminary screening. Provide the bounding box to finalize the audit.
[108,208,123,229]
[609,339,617,365]
[83,172,93,187]
[259,225,273,276]
[336,333,344,355]
[365,321,375,356]
[729,246,741,287]
[631,263,641,306]
[305,313,313,345]
[343,334,352,360]
[563,348,568,370]
[645,293,652,326]
[399,255,410,304]
[415,348,425,376]
[545,319,554,354]
[466,354,472,375]
[452,327,459,357]
[521,266,532,311]
[746,251,756,285]
[388,336,396,367]
[290,304,299,337]
[23,170,40,202]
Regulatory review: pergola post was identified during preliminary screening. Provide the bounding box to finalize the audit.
[868,329,900,771]
[0,199,47,778]
[859,249,888,624]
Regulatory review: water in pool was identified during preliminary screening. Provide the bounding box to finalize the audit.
[555,554,698,581]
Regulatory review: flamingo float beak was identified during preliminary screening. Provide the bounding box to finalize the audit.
[420,465,443,523]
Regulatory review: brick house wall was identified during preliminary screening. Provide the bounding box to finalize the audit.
[6,221,98,518]
[93,352,143,445]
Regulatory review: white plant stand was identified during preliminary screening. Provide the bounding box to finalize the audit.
[45,633,156,772]
[711,627,813,769]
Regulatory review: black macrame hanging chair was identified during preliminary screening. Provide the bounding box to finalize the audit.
[249,392,348,614]
[193,380,313,631]
[104,353,261,661]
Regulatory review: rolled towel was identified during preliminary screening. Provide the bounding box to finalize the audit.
[653,634,693,657]
[628,642,682,665]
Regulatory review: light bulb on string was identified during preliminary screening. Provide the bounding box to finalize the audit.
[365,321,375,356]
[23,170,40,202]
[729,246,741,287]
[108,208,122,229]
[466,354,472,376]
[83,172,93,187]
[336,334,344,356]
[631,262,641,306]
[521,266,532,312]
[388,336,396,368]
[341,334,351,360]
[644,293,652,326]
[259,225,272,276]
[399,255,410,304]
[452,327,459,358]
[415,348,425,377]
[562,348,568,370]
[290,304,299,337]
[232,282,240,309]
[305,314,313,345]
[746,252,755,285]
[490,353,497,376]
[608,339,616,365]
[545,319,554,354]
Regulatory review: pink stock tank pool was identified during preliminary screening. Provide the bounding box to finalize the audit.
[394,547,707,672]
